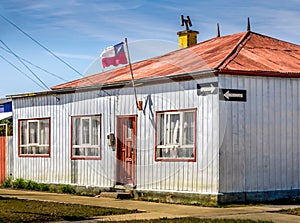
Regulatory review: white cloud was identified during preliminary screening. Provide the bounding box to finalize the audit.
[51,52,95,60]
[244,7,300,36]
[48,10,73,17]
[86,0,144,12]
[22,3,50,11]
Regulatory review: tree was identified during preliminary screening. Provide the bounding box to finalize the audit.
[0,119,13,136]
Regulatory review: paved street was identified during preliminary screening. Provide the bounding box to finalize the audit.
[1,189,300,222]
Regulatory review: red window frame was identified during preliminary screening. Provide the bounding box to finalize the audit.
[70,114,102,160]
[18,118,51,158]
[155,108,197,162]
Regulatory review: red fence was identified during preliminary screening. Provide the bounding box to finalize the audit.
[0,136,6,184]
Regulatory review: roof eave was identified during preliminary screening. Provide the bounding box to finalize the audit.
[9,69,218,99]
[52,69,218,92]
[218,68,300,78]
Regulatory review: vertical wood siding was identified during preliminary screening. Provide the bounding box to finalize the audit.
[0,136,6,183]
[12,79,219,194]
[219,75,300,193]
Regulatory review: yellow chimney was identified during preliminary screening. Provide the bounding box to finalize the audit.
[177,15,199,48]
[177,30,199,48]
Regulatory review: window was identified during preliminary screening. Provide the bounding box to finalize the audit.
[19,118,50,157]
[71,115,101,159]
[155,109,196,161]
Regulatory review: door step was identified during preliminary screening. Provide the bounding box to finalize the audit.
[99,191,132,199]
[115,184,135,192]
[97,185,135,199]
[114,184,134,190]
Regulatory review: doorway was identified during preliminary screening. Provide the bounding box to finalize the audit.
[116,115,137,186]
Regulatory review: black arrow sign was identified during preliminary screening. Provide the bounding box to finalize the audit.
[197,82,218,96]
[219,88,247,102]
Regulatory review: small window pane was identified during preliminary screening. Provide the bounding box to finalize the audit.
[127,120,133,138]
[91,117,100,145]
[82,119,90,144]
[29,122,38,144]
[87,147,98,156]
[168,114,180,144]
[157,114,164,146]
[20,121,27,145]
[183,112,194,145]
[21,146,27,154]
[72,118,80,145]
[38,146,48,154]
[39,120,49,145]
[178,148,194,158]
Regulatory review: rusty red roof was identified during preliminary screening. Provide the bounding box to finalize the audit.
[52,31,300,90]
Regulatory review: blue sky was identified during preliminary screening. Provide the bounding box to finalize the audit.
[0,0,300,98]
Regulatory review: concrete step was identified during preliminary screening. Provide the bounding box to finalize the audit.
[99,191,132,199]
[114,184,135,190]
[114,185,135,194]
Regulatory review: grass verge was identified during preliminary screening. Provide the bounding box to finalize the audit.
[107,218,272,223]
[0,196,138,223]
[276,207,300,216]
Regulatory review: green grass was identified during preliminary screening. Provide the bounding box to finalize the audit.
[0,196,275,223]
[108,218,273,223]
[0,196,138,223]
[277,207,300,216]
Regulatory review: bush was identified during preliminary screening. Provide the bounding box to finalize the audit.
[39,183,50,191]
[1,177,12,188]
[12,178,26,189]
[25,180,39,190]
[59,185,76,194]
[2,178,76,195]
[49,185,58,193]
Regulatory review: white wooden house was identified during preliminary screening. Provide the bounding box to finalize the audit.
[8,30,300,204]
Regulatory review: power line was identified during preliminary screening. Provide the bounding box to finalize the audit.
[0,45,67,82]
[0,14,84,78]
[0,54,46,89]
[0,40,49,90]
[0,14,112,96]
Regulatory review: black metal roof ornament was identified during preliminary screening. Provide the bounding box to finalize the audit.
[217,23,221,37]
[181,15,192,31]
[247,17,251,31]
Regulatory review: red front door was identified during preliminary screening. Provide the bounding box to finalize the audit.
[0,136,6,184]
[116,116,137,186]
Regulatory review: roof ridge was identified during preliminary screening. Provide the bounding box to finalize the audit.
[249,31,300,47]
[216,31,252,69]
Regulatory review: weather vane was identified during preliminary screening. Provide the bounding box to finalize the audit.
[180,15,192,31]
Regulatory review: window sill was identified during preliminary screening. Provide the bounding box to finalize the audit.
[19,154,50,158]
[155,157,196,162]
[71,156,101,160]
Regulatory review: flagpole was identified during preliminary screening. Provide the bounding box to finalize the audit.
[125,38,139,110]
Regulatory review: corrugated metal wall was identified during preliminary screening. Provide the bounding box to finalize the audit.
[219,75,300,193]
[12,78,219,193]
[135,79,219,193]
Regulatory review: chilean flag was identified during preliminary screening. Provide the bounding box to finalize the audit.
[101,42,128,68]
